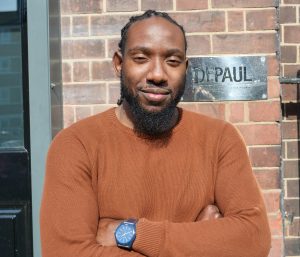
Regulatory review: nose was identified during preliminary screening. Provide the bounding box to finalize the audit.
[146,58,167,86]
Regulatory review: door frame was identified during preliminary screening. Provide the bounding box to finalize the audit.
[27,0,52,256]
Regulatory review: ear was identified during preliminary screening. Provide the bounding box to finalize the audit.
[185,58,189,73]
[113,50,123,77]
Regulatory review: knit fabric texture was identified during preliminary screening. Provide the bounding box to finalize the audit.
[40,108,271,257]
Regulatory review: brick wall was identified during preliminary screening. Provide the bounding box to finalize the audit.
[60,0,285,256]
[280,0,300,256]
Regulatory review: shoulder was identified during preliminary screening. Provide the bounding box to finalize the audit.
[180,108,243,145]
[49,108,115,155]
[180,108,228,134]
[55,108,114,140]
[69,108,114,134]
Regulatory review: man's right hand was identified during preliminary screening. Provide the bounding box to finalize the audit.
[197,205,223,221]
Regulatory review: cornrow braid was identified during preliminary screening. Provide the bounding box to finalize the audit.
[118,10,187,55]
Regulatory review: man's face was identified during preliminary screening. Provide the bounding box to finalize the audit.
[114,17,188,135]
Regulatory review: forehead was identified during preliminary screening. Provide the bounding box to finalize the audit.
[125,16,185,53]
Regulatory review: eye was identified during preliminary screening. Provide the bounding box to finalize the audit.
[166,57,182,67]
[132,54,148,63]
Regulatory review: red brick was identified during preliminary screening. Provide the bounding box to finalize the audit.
[228,102,244,123]
[267,77,280,99]
[178,103,198,113]
[267,55,280,76]
[246,9,277,31]
[109,82,121,104]
[280,6,297,24]
[284,0,300,4]
[61,0,102,14]
[171,11,226,33]
[249,146,281,167]
[283,160,299,178]
[282,121,298,139]
[72,16,89,37]
[91,15,130,36]
[282,84,299,102]
[92,61,117,81]
[249,101,281,122]
[73,62,89,82]
[213,33,276,54]
[281,45,297,63]
[62,62,71,83]
[63,106,75,128]
[268,213,283,236]
[75,106,91,122]
[63,84,107,104]
[186,35,211,56]
[287,140,299,159]
[283,64,300,77]
[228,11,244,32]
[107,0,138,12]
[61,16,71,37]
[179,103,226,120]
[287,179,300,198]
[176,0,208,10]
[212,0,276,8]
[254,169,280,190]
[93,104,115,115]
[284,25,300,44]
[197,103,226,120]
[263,191,281,213]
[236,124,281,145]
[269,238,284,257]
[62,39,105,59]
[108,38,121,58]
[141,0,173,11]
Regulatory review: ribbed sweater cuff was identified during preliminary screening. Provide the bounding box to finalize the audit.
[133,218,166,257]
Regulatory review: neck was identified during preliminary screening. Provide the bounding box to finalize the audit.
[115,100,179,132]
[115,101,135,129]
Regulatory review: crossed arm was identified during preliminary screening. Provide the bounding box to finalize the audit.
[96,205,222,247]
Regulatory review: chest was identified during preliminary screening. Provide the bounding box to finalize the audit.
[96,135,216,221]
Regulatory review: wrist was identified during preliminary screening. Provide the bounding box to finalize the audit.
[114,219,137,249]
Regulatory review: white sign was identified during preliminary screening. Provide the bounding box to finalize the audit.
[0,0,17,12]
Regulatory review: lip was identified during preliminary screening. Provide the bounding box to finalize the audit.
[139,87,171,102]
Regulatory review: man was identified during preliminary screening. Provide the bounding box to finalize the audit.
[40,10,271,257]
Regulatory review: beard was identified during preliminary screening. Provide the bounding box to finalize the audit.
[120,74,185,137]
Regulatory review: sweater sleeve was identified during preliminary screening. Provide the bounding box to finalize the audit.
[40,128,144,257]
[132,123,271,257]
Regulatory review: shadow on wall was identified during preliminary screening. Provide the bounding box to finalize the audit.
[281,69,300,256]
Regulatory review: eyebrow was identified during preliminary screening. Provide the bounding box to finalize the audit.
[127,46,152,55]
[127,46,185,57]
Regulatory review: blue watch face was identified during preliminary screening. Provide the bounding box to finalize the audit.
[115,223,135,245]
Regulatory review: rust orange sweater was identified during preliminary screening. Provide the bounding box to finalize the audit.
[40,108,271,257]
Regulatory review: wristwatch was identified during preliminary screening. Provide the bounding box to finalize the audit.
[114,219,137,249]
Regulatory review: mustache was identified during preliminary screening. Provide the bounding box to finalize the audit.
[137,83,172,94]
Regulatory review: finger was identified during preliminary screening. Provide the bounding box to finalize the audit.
[205,206,220,218]
[214,213,222,219]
